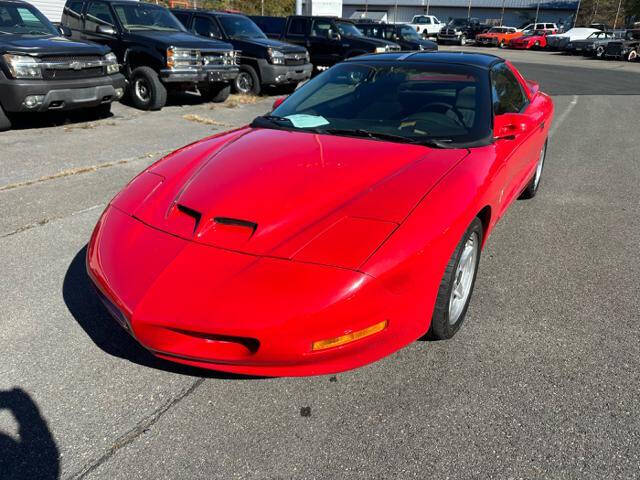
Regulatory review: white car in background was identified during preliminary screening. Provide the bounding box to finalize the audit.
[521,22,558,33]
[547,27,601,50]
[407,15,444,37]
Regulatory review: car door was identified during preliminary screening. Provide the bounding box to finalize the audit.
[191,14,223,40]
[490,62,540,215]
[82,1,120,53]
[308,18,342,65]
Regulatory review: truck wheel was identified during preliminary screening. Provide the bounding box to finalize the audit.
[201,83,231,103]
[0,104,11,132]
[595,46,605,57]
[234,65,261,95]
[459,34,467,46]
[130,66,167,111]
[628,50,638,62]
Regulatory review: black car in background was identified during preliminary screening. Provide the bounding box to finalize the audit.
[356,22,438,51]
[437,18,491,45]
[61,0,239,110]
[604,29,640,61]
[566,30,625,57]
[250,15,400,68]
[0,0,125,131]
[171,9,311,95]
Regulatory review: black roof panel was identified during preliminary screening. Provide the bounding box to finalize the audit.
[346,51,504,69]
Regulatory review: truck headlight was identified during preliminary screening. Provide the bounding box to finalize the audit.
[2,54,42,79]
[304,50,310,62]
[104,52,119,74]
[166,47,196,69]
[375,46,389,53]
[267,48,285,65]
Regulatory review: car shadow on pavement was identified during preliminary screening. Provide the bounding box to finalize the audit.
[7,108,114,131]
[63,246,260,380]
[0,388,60,480]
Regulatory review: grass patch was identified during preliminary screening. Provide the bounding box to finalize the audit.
[220,94,260,109]
[182,114,229,127]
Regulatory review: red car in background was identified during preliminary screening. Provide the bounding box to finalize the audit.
[88,52,553,377]
[509,30,550,49]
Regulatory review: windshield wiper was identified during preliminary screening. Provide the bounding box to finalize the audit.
[250,114,293,129]
[314,128,453,148]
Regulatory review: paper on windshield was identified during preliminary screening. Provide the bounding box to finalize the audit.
[284,114,329,128]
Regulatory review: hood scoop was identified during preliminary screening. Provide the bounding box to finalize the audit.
[169,203,258,245]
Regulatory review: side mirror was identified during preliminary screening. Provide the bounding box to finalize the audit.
[272,96,287,110]
[96,25,116,36]
[328,30,341,41]
[58,24,72,37]
[493,113,530,140]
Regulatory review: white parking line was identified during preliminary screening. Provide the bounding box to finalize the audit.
[549,95,578,138]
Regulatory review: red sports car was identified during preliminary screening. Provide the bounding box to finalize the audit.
[509,30,550,49]
[88,52,553,376]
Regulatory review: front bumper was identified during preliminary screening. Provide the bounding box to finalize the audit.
[159,66,239,84]
[0,73,126,113]
[87,206,418,377]
[476,37,498,46]
[257,60,313,85]
[437,34,461,43]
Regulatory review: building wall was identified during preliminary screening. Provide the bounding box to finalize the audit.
[343,4,574,27]
[28,0,67,22]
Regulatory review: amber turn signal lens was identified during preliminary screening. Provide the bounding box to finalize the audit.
[311,320,388,351]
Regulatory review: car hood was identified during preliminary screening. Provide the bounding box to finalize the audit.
[230,36,306,53]
[126,31,233,50]
[126,128,467,261]
[0,34,109,56]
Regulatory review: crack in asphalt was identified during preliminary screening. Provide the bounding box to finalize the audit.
[66,378,206,480]
[0,150,169,193]
[0,204,104,239]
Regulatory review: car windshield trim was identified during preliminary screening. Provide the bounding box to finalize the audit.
[0,2,60,36]
[112,3,185,32]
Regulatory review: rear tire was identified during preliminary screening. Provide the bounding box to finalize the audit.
[520,139,547,199]
[233,65,261,95]
[129,66,167,111]
[0,104,12,132]
[595,45,605,58]
[627,50,638,62]
[428,218,483,340]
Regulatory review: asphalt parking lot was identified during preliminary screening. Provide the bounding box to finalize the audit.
[1,47,640,479]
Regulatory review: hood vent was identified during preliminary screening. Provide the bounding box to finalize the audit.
[213,217,258,237]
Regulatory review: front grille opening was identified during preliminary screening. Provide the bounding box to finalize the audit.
[166,328,260,353]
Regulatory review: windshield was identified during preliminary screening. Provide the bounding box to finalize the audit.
[448,19,468,27]
[336,21,363,36]
[0,2,58,36]
[113,3,185,32]
[399,25,420,39]
[219,15,265,38]
[264,62,492,148]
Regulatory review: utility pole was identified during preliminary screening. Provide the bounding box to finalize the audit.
[296,0,302,15]
[574,0,582,27]
[613,0,623,29]
[500,0,505,25]
[534,0,541,24]
[394,0,399,23]
[467,0,471,19]
[261,0,264,15]
[590,0,599,23]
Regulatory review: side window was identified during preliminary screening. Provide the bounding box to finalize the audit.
[490,63,528,115]
[63,1,84,29]
[16,7,40,28]
[192,16,221,38]
[287,17,307,36]
[545,23,554,29]
[85,1,115,31]
[383,28,394,40]
[423,17,431,24]
[0,5,12,23]
[172,12,190,28]
[310,19,332,38]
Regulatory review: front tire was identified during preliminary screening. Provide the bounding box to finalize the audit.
[233,65,261,95]
[428,217,483,340]
[0,104,12,132]
[595,45,605,58]
[201,83,231,103]
[627,50,638,62]
[520,139,547,199]
[459,34,467,46]
[129,66,167,111]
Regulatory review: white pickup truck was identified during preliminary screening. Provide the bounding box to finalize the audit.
[407,15,444,38]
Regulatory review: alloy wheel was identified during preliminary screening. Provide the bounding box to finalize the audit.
[236,72,254,94]
[134,78,151,104]
[448,231,479,325]
[534,141,546,189]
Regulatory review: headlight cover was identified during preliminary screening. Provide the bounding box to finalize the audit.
[104,52,119,74]
[268,48,285,65]
[2,54,42,79]
[375,46,388,53]
[167,47,197,69]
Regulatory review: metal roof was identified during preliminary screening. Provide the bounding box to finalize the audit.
[345,0,578,9]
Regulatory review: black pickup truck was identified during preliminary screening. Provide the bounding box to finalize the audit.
[171,9,311,95]
[250,15,400,68]
[61,0,239,110]
[356,22,438,51]
[0,0,125,131]
[437,18,491,45]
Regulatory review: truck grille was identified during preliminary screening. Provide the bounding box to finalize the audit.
[284,52,307,66]
[605,42,622,56]
[40,55,106,80]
